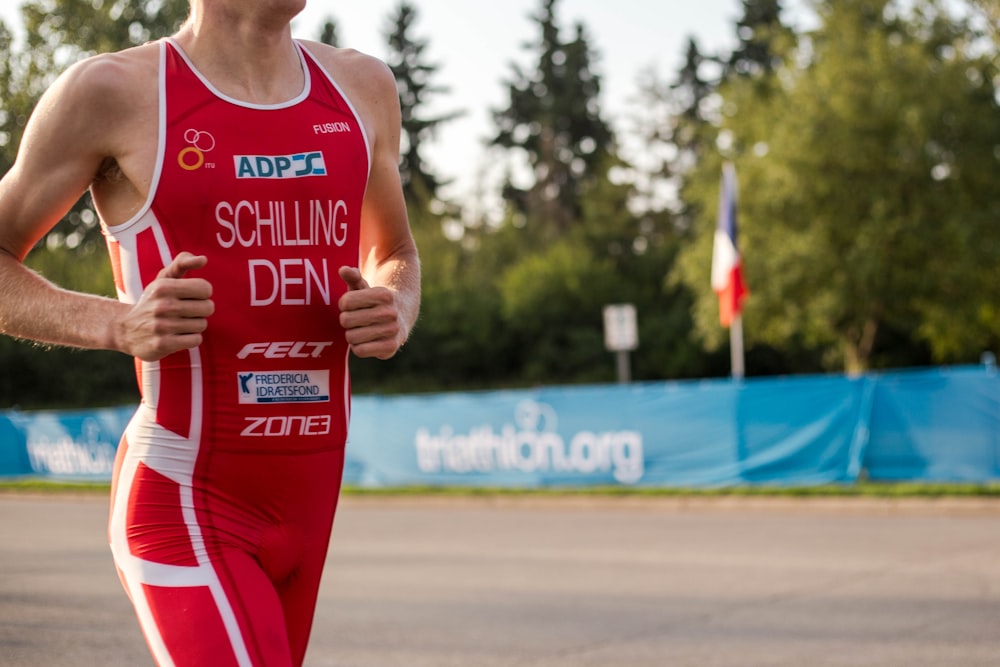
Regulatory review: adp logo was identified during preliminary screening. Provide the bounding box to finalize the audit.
[234,152,327,179]
[177,129,216,171]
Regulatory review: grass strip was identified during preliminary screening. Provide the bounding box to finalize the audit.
[340,482,1000,498]
[2,479,998,498]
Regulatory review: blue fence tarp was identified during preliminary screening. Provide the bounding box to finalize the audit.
[0,405,134,480]
[863,367,1000,481]
[348,374,873,487]
[1,366,997,487]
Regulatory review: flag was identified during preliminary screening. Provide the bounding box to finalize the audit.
[710,162,749,328]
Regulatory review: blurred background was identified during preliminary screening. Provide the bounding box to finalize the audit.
[0,0,997,409]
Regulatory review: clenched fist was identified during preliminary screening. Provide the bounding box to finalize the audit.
[338,265,406,360]
[116,252,215,361]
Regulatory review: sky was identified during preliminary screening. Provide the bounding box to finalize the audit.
[286,0,811,205]
[0,0,812,206]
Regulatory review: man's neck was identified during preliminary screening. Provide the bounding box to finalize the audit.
[173,9,304,104]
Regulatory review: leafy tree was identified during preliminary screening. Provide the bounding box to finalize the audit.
[573,156,707,380]
[347,2,477,394]
[477,0,631,384]
[664,37,722,236]
[0,1,190,408]
[672,38,719,169]
[0,19,29,175]
[23,0,188,59]
[967,0,999,40]
[620,38,717,229]
[674,0,1000,373]
[480,0,718,385]
[15,0,189,255]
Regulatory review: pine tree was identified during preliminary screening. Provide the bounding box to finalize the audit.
[726,0,792,78]
[318,18,339,47]
[491,0,613,239]
[383,1,461,205]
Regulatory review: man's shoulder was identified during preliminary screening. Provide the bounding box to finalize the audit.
[297,40,384,68]
[297,41,401,145]
[59,41,160,103]
[298,40,396,96]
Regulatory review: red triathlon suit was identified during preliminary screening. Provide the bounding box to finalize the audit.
[103,38,369,667]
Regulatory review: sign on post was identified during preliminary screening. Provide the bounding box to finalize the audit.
[603,304,638,352]
[603,304,638,384]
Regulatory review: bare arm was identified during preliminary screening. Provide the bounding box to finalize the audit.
[332,52,421,360]
[0,55,128,351]
[0,51,214,361]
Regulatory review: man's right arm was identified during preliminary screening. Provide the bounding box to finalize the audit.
[0,53,214,361]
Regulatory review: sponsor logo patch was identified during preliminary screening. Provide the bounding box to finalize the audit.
[241,415,333,437]
[237,370,331,404]
[313,122,352,134]
[234,152,327,179]
[237,342,334,360]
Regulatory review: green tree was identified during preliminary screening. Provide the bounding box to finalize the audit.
[22,0,188,60]
[383,1,462,206]
[477,0,625,385]
[1,1,190,408]
[726,0,793,78]
[666,37,721,234]
[479,0,717,385]
[967,0,999,41]
[573,156,707,380]
[674,0,999,373]
[16,0,189,255]
[0,21,18,163]
[317,17,339,46]
[491,0,614,239]
[347,2,480,394]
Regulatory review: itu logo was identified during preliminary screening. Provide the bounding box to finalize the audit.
[177,129,216,171]
[234,152,327,179]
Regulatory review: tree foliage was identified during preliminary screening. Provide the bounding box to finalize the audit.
[673,0,1000,372]
[726,0,793,78]
[317,18,339,47]
[383,1,462,205]
[1,0,997,407]
[491,0,614,239]
[0,0,189,408]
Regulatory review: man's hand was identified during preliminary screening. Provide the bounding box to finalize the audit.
[338,265,407,360]
[116,252,214,361]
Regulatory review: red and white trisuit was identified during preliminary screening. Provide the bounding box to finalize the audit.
[103,37,369,667]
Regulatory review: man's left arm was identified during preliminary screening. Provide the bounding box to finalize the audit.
[337,56,420,361]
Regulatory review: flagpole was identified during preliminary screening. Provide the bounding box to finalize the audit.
[730,314,745,380]
[712,161,749,380]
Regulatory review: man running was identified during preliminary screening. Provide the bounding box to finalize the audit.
[0,1,420,665]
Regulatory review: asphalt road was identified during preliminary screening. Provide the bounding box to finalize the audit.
[1,493,999,667]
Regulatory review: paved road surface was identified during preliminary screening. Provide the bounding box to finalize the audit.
[1,493,999,667]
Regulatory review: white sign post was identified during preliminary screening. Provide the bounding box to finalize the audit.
[603,304,638,384]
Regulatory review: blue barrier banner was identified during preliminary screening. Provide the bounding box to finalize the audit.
[0,406,134,479]
[346,375,873,488]
[1,367,997,486]
[864,367,1000,481]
